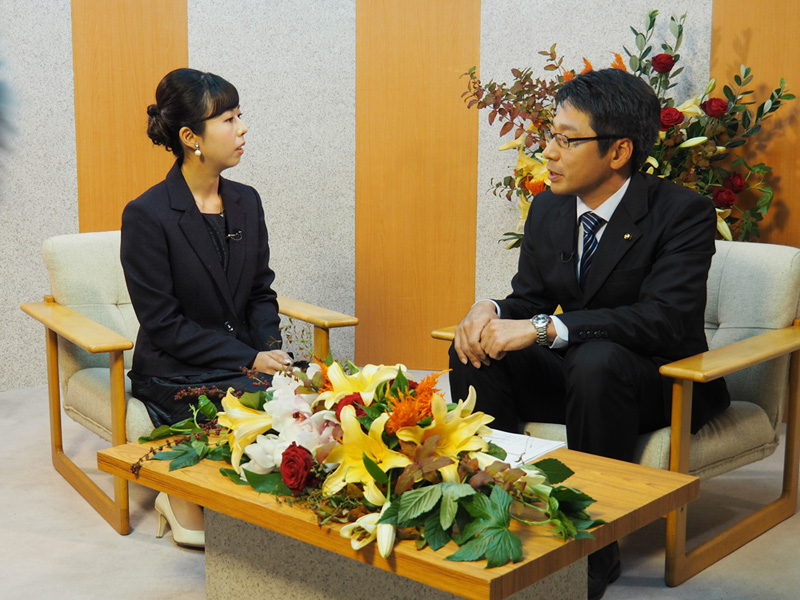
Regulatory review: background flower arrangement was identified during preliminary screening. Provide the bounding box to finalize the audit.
[463,10,794,245]
[136,360,603,567]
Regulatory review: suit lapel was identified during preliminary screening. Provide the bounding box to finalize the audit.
[167,163,238,314]
[580,175,648,301]
[553,200,583,298]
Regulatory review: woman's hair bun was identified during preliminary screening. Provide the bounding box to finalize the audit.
[146,104,161,117]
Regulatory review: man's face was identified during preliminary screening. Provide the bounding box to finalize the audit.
[542,104,620,208]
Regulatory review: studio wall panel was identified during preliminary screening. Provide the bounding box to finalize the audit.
[355,0,480,370]
[711,0,800,246]
[71,0,187,233]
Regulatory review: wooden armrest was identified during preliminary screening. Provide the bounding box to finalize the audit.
[21,300,133,354]
[432,326,456,341]
[277,296,358,330]
[660,324,800,383]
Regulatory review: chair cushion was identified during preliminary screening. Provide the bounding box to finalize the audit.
[523,400,778,480]
[64,368,154,442]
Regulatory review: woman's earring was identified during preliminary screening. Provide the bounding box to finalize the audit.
[194,143,201,157]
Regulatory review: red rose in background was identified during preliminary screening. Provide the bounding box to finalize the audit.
[280,442,315,494]
[700,98,728,118]
[723,173,747,193]
[651,53,676,73]
[335,392,367,421]
[660,107,684,130]
[713,187,737,209]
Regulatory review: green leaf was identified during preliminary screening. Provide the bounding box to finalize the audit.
[397,485,443,523]
[635,33,646,51]
[168,448,202,471]
[207,443,231,462]
[138,425,175,443]
[196,395,218,419]
[243,470,293,496]
[362,452,389,484]
[238,390,266,410]
[446,526,523,567]
[439,483,477,530]
[219,467,249,485]
[532,458,574,485]
[423,511,452,551]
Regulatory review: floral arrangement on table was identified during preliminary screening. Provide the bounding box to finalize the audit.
[135,360,603,567]
[463,10,794,245]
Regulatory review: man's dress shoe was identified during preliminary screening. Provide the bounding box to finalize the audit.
[588,541,621,600]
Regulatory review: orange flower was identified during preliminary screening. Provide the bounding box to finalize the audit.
[562,70,574,82]
[581,58,593,74]
[610,53,626,71]
[385,391,424,436]
[523,179,547,195]
[411,370,447,419]
[315,359,333,393]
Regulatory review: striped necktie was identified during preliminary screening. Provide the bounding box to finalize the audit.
[579,211,605,287]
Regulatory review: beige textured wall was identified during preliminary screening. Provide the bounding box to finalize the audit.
[0,1,77,390]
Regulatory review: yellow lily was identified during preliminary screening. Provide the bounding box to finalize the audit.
[395,387,494,483]
[515,146,549,180]
[498,134,526,151]
[316,362,404,410]
[676,96,703,118]
[322,405,411,506]
[216,390,273,473]
[644,156,659,174]
[716,208,733,241]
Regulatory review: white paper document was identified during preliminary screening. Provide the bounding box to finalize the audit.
[486,430,566,467]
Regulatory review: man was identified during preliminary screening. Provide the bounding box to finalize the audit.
[449,69,729,600]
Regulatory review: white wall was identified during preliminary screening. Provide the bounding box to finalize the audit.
[0,0,77,390]
[188,0,357,361]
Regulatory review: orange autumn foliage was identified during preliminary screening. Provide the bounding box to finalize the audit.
[611,52,627,71]
[581,58,593,74]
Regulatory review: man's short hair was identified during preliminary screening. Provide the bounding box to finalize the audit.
[557,68,660,173]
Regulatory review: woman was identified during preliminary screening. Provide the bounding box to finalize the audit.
[121,68,291,548]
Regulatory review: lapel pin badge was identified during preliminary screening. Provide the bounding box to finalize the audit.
[623,233,632,241]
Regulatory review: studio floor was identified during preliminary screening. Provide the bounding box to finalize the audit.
[2,381,799,600]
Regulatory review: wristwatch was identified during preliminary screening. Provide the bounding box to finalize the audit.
[531,314,551,347]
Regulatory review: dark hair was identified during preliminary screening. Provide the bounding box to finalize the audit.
[146,68,239,160]
[556,68,660,173]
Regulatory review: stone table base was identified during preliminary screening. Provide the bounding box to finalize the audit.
[206,510,587,600]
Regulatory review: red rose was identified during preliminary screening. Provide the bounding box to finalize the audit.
[700,97,728,119]
[335,392,367,421]
[660,107,684,131]
[280,442,315,494]
[651,53,676,73]
[713,187,737,209]
[722,173,747,193]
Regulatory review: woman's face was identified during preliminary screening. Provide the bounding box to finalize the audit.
[196,107,247,170]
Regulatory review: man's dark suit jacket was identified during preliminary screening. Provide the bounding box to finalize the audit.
[121,161,281,381]
[495,172,729,432]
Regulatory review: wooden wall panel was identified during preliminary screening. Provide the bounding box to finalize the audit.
[72,0,187,233]
[355,0,480,370]
[711,0,800,246]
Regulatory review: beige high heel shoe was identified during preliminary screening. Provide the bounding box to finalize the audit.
[155,492,205,548]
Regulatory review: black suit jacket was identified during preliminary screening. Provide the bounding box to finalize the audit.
[121,161,281,380]
[496,172,729,431]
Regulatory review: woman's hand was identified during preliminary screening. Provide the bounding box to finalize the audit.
[253,349,293,375]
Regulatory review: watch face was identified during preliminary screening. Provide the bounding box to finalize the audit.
[533,314,548,326]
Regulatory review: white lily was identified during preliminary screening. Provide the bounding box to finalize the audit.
[339,503,396,558]
[716,208,733,241]
[676,96,703,118]
[376,502,396,558]
[678,136,708,149]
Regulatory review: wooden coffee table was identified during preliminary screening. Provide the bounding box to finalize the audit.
[99,444,697,600]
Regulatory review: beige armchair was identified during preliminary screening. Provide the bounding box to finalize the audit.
[21,230,358,535]
[433,240,800,585]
